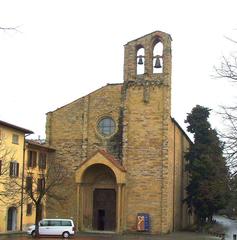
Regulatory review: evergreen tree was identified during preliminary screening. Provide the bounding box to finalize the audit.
[185,105,229,225]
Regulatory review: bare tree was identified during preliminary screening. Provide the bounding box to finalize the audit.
[0,25,20,32]
[24,158,68,237]
[215,55,237,82]
[215,52,237,175]
[0,26,16,31]
[218,106,237,174]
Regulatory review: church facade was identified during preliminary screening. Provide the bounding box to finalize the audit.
[45,31,193,234]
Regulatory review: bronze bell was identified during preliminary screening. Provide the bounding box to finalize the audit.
[154,56,162,68]
[137,55,143,65]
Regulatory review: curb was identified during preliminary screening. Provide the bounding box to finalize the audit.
[0,231,26,236]
[208,231,225,239]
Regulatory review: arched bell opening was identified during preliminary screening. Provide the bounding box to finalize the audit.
[136,45,145,75]
[153,39,163,73]
[81,164,117,231]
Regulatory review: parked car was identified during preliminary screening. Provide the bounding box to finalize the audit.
[27,218,75,238]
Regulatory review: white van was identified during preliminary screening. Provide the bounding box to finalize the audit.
[27,218,75,238]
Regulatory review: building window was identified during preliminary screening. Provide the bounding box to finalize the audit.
[97,117,116,137]
[0,160,2,175]
[37,177,45,192]
[0,129,2,144]
[26,176,33,193]
[9,161,19,177]
[39,152,47,170]
[26,203,32,216]
[27,151,37,168]
[12,134,19,144]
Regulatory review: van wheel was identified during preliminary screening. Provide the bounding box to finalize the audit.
[62,231,70,238]
[31,230,36,238]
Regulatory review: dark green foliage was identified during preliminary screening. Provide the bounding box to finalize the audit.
[185,105,229,225]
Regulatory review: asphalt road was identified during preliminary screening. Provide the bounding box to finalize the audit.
[0,232,220,240]
[215,215,237,240]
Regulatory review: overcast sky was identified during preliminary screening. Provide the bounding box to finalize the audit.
[1,0,237,139]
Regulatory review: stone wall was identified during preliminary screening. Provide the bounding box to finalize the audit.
[122,86,166,233]
[168,119,192,231]
[122,31,172,234]
[45,84,122,219]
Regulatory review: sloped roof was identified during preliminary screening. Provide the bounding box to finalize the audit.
[171,117,193,144]
[0,120,33,134]
[77,148,126,172]
[26,139,55,151]
[47,83,122,114]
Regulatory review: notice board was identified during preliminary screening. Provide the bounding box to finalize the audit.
[137,213,150,232]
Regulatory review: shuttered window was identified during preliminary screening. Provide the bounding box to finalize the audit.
[27,151,37,168]
[37,177,45,192]
[39,152,46,170]
[26,203,33,215]
[12,134,19,144]
[26,176,33,193]
[9,161,19,177]
[0,129,2,144]
[0,160,2,175]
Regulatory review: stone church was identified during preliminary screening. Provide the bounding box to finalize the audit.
[45,31,193,234]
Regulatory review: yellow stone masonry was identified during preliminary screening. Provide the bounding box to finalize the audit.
[45,31,193,234]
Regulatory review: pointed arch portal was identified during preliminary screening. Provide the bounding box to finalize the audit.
[75,150,126,232]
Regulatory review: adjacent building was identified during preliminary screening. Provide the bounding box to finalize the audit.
[22,140,55,230]
[0,120,54,233]
[0,120,33,232]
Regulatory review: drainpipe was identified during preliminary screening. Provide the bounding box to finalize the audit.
[20,133,31,231]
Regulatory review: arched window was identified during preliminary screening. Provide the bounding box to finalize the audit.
[136,46,145,75]
[153,40,163,73]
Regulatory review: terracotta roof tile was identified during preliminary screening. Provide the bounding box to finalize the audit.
[77,148,126,172]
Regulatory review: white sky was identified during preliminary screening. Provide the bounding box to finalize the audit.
[1,0,237,139]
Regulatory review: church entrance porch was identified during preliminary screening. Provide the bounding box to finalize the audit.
[78,164,117,232]
[75,150,126,233]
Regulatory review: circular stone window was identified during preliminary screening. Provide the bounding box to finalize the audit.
[97,117,116,137]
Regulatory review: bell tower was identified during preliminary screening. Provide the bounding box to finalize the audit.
[122,31,173,233]
[124,31,172,85]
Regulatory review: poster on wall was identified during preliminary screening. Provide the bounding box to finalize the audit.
[137,213,150,232]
